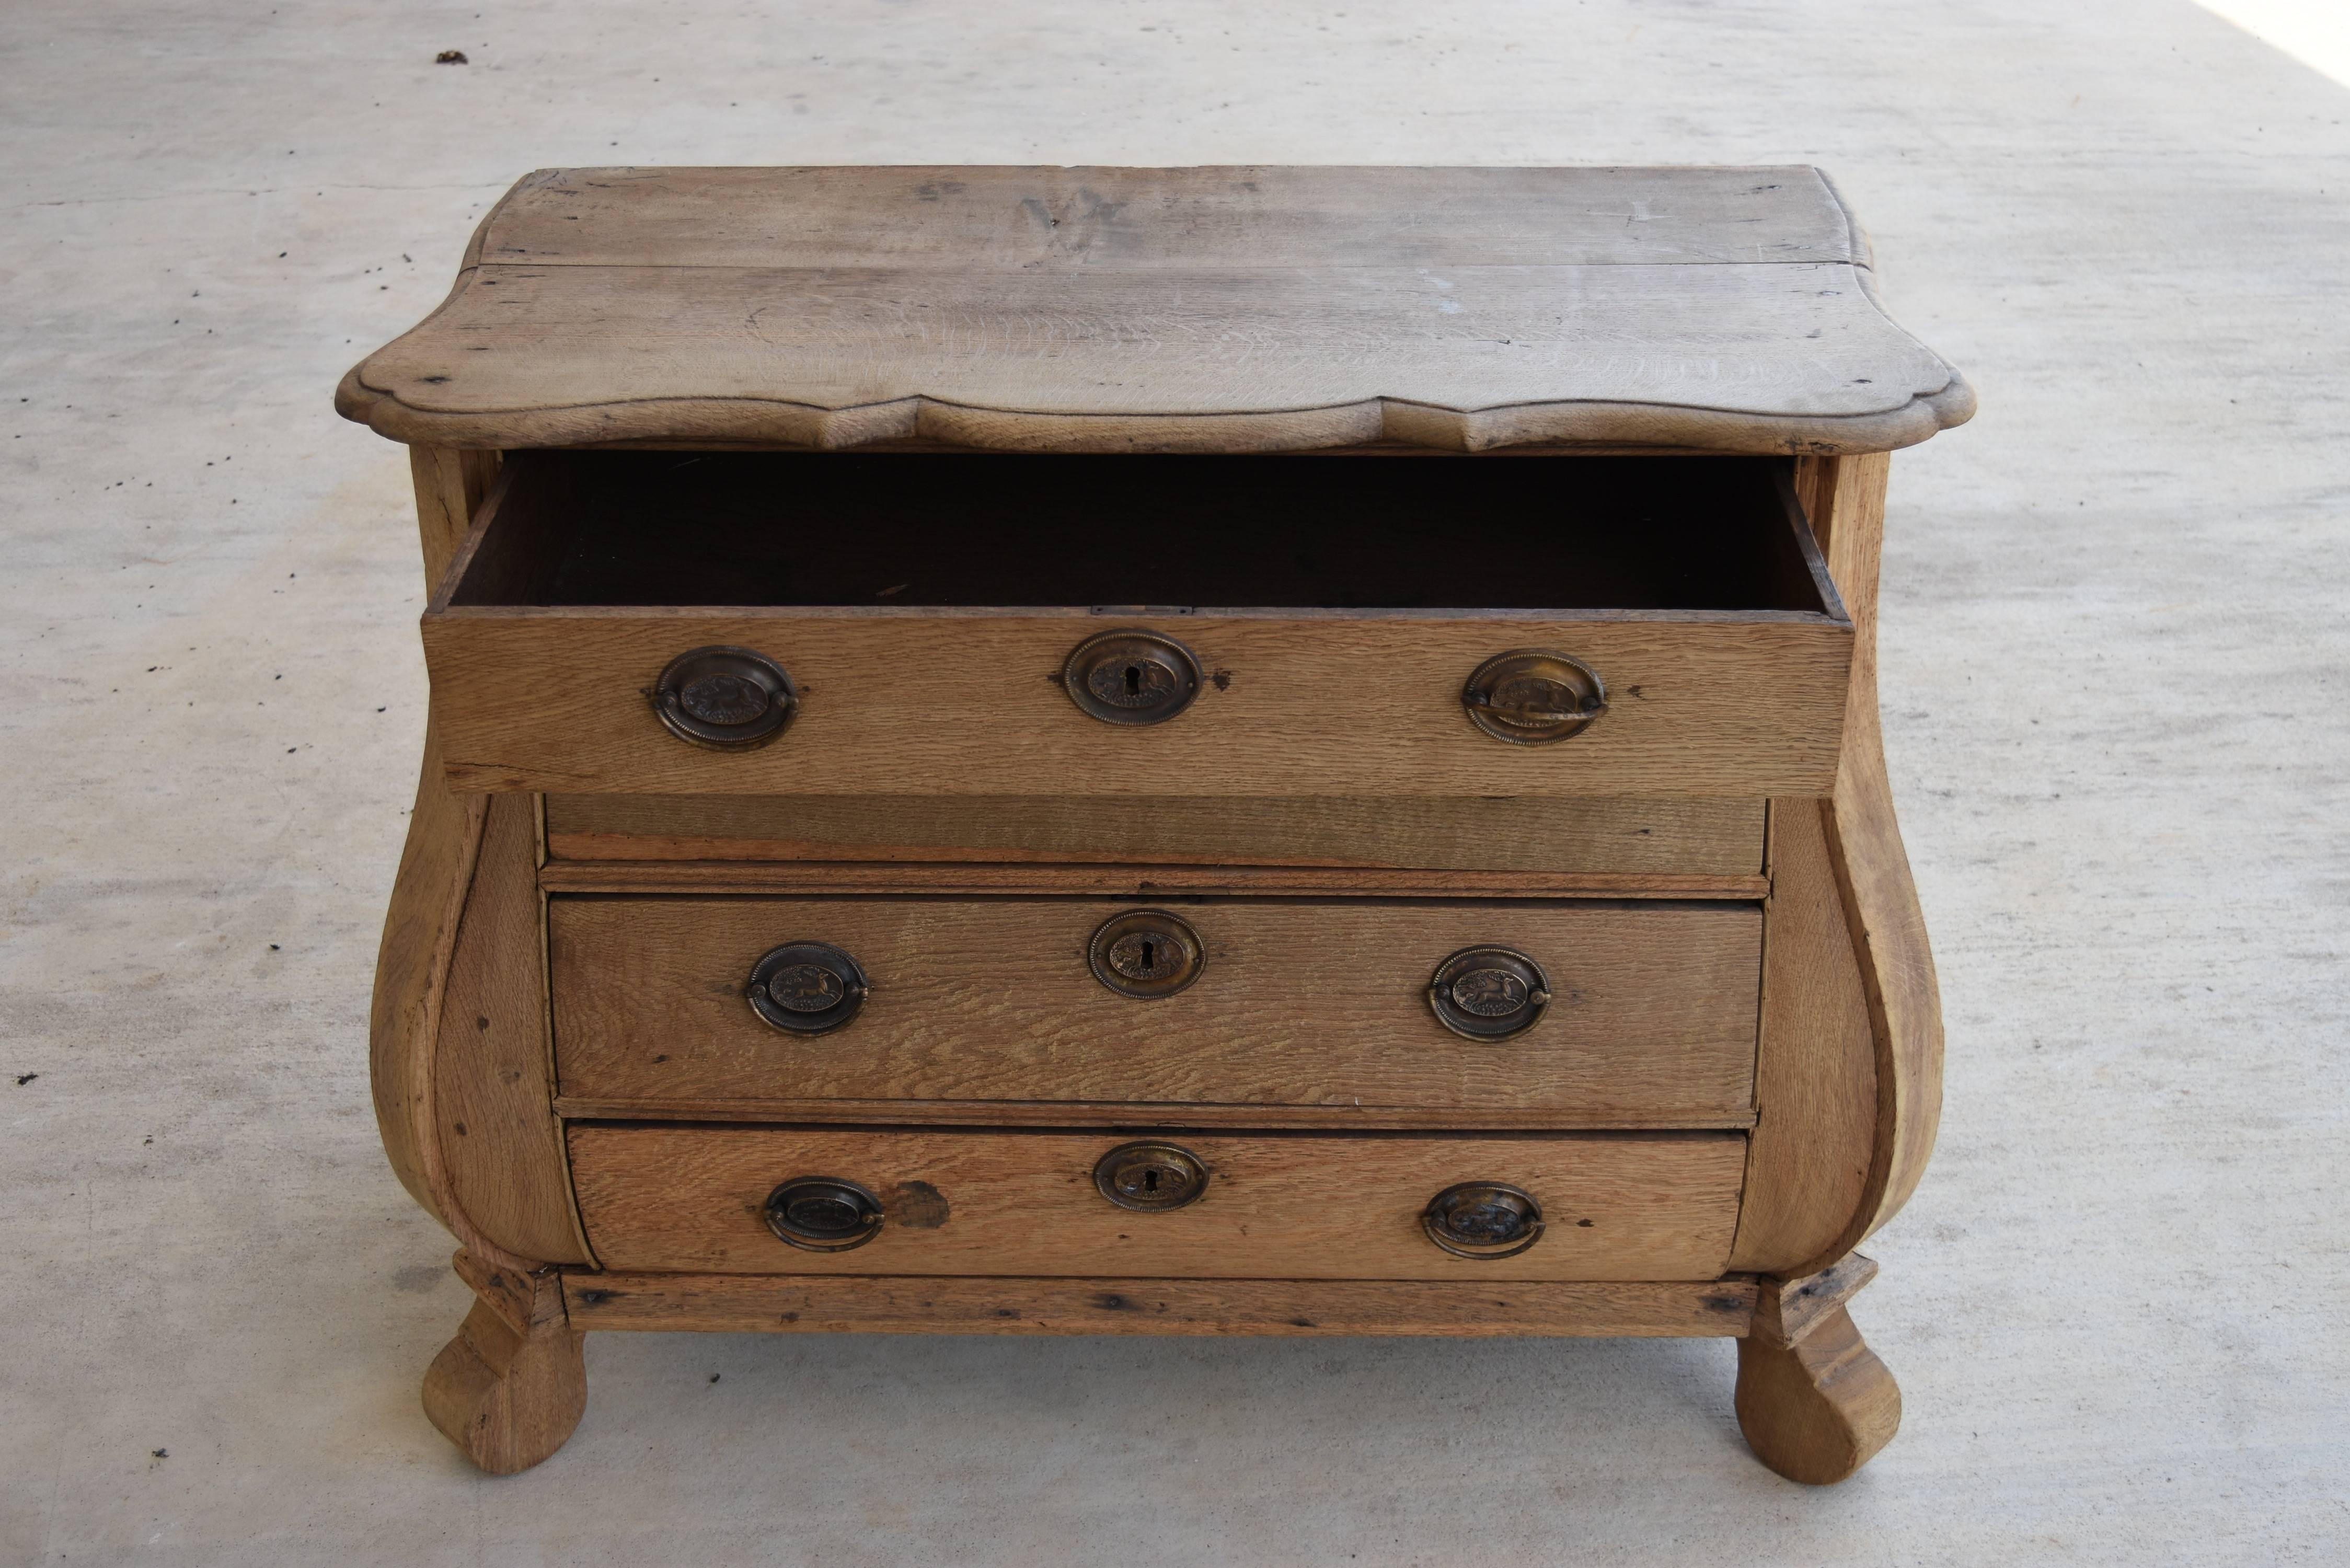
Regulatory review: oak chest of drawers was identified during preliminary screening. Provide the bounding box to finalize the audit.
[337,165,1971,1482]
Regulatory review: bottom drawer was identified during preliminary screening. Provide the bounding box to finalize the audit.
[567,1126,1746,1282]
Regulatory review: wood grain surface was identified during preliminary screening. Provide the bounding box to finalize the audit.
[535,860,1770,900]
[422,610,1852,797]
[421,1266,585,1477]
[368,716,484,1238]
[548,1096,1754,1133]
[335,166,1973,454]
[1807,453,1944,1259]
[542,792,1768,875]
[1726,798,1877,1273]
[562,1271,1759,1338]
[1735,1284,1901,1485]
[433,794,591,1264]
[548,896,1760,1118]
[564,1126,1748,1280]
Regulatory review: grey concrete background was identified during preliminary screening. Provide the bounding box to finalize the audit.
[4,2,2345,1562]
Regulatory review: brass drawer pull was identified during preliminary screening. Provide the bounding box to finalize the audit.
[1087,909,1205,999]
[1093,1141,1209,1212]
[1461,649,1606,743]
[1427,946,1551,1040]
[746,941,869,1034]
[653,645,798,749]
[1063,628,1203,725]
[764,1177,885,1252]
[1422,1181,1546,1260]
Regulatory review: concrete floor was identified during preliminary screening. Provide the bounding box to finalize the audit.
[4,2,2346,1562]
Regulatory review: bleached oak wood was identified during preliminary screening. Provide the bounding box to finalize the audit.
[1735,1257,1899,1485]
[407,446,500,586]
[549,1096,1755,1132]
[349,168,1961,1483]
[421,1259,585,1476]
[542,792,1768,876]
[535,860,1768,899]
[1726,799,1877,1273]
[565,1126,1746,1281]
[1749,1252,1879,1350]
[1807,453,1944,1255]
[461,166,1873,271]
[369,717,484,1235]
[548,896,1761,1117]
[368,442,550,1275]
[335,167,1972,455]
[422,610,1851,798]
[434,794,591,1264]
[562,1272,1758,1338]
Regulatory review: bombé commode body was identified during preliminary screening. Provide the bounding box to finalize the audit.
[336,165,1971,1481]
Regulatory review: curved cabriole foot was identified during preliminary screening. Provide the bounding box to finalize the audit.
[422,1253,585,1474]
[1734,1254,1900,1485]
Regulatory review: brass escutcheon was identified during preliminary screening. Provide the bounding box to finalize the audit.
[1422,1181,1546,1260]
[764,1177,886,1252]
[1087,909,1205,999]
[1093,1141,1209,1212]
[1460,649,1606,744]
[1427,946,1552,1041]
[652,645,798,749]
[1062,628,1203,725]
[746,941,869,1035]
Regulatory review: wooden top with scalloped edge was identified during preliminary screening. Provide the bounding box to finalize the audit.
[337,165,1973,455]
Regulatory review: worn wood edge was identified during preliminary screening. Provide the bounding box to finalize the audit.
[559,1272,1758,1338]
[550,1096,1759,1131]
[534,860,1770,900]
[452,1246,567,1338]
[1811,167,1877,279]
[1809,452,1944,1267]
[335,383,1973,457]
[1749,1252,1877,1350]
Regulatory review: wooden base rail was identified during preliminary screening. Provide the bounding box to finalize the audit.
[557,1271,1761,1338]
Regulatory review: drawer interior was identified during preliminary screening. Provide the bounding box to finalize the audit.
[446,451,1840,615]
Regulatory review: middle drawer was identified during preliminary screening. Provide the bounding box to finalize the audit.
[550,896,1760,1126]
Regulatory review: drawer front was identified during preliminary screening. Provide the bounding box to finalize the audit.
[550,897,1759,1123]
[424,612,1850,798]
[542,793,1768,877]
[566,1126,1747,1281]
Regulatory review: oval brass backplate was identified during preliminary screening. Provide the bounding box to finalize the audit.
[1427,946,1551,1041]
[1422,1181,1546,1260]
[1093,1141,1209,1212]
[653,645,798,749]
[1087,909,1205,999]
[764,1177,886,1252]
[1460,649,1606,744]
[1063,628,1203,726]
[746,941,870,1035]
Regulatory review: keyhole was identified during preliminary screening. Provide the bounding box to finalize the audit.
[1140,940,1157,971]
[1124,664,1142,695]
[1143,1169,1161,1192]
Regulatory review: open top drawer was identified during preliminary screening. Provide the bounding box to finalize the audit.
[422,451,1852,796]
